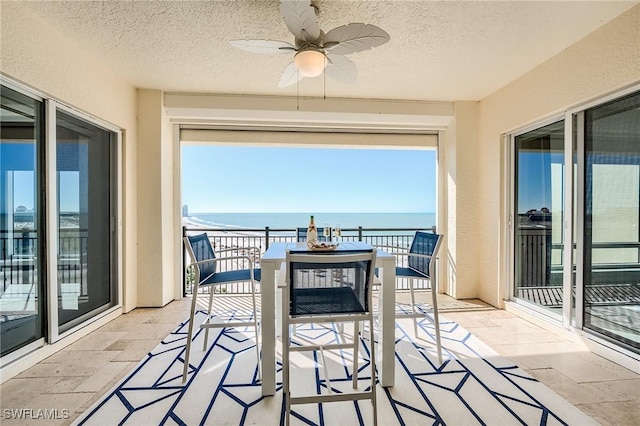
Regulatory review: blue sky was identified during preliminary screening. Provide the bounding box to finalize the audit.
[12,171,35,210]
[181,145,436,213]
[517,151,564,213]
[12,170,79,212]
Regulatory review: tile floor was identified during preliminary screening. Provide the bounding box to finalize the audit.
[0,293,638,426]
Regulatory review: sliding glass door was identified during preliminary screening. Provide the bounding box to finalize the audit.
[0,86,45,356]
[511,89,640,354]
[583,91,640,350]
[56,110,116,331]
[513,120,565,315]
[0,80,119,361]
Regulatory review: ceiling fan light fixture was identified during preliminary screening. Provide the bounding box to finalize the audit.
[294,49,326,77]
[230,1,390,87]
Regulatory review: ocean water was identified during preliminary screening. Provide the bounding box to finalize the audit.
[185,212,435,231]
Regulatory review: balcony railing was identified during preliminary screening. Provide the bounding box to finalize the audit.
[4,226,639,300]
[1,230,88,294]
[182,225,436,295]
[516,227,640,287]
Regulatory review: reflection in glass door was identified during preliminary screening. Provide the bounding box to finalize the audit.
[583,91,640,350]
[0,86,45,355]
[56,110,115,332]
[514,121,565,314]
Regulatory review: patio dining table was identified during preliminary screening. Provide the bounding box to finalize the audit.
[259,241,396,396]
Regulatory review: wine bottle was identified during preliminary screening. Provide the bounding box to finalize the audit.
[307,215,318,243]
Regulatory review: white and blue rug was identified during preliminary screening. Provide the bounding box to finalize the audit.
[75,307,597,425]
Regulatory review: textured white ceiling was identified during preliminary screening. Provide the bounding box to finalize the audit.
[17,0,638,101]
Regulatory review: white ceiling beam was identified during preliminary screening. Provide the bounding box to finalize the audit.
[164,93,453,131]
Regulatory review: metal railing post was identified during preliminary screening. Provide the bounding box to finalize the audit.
[21,230,30,285]
[182,225,187,297]
[358,226,363,241]
[265,227,270,250]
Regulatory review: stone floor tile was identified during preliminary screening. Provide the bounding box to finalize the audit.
[97,317,147,333]
[73,361,134,393]
[574,351,640,380]
[63,331,128,351]
[578,400,640,426]
[16,363,98,379]
[550,353,633,383]
[107,340,159,362]
[0,377,62,408]
[118,323,180,341]
[45,376,90,394]
[40,349,120,365]
[529,368,636,405]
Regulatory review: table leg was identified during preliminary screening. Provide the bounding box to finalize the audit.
[261,262,276,396]
[379,257,396,387]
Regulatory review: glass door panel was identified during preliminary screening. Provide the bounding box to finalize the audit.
[0,86,45,355]
[514,120,565,314]
[56,110,115,331]
[584,91,640,350]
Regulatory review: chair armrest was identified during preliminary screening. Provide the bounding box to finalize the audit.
[216,246,261,255]
[187,254,258,270]
[405,252,436,260]
[372,244,409,254]
[215,246,262,263]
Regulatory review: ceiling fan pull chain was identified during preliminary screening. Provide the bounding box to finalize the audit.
[323,56,326,101]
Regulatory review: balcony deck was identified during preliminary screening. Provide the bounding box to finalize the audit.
[0,292,638,425]
[516,283,640,308]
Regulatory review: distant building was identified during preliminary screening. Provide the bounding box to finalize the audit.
[182,204,189,217]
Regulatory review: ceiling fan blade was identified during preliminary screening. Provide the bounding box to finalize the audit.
[278,62,304,87]
[324,23,390,55]
[325,53,357,85]
[280,0,320,42]
[230,39,295,55]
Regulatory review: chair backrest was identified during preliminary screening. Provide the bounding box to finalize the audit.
[286,250,376,317]
[296,227,327,242]
[408,231,443,278]
[184,233,217,283]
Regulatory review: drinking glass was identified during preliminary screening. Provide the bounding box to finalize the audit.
[323,223,331,241]
[334,224,342,242]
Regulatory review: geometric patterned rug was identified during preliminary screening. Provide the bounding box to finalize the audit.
[74,306,598,425]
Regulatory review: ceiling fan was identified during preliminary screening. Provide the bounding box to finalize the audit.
[230,0,390,87]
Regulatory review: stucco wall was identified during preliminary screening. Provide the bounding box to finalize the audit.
[443,102,480,299]
[0,3,139,312]
[136,90,174,307]
[477,5,640,307]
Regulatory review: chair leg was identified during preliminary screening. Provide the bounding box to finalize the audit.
[430,280,443,364]
[182,286,200,383]
[369,315,378,426]
[353,320,360,389]
[203,289,214,351]
[282,282,291,426]
[283,323,291,425]
[409,278,419,337]
[250,279,261,381]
